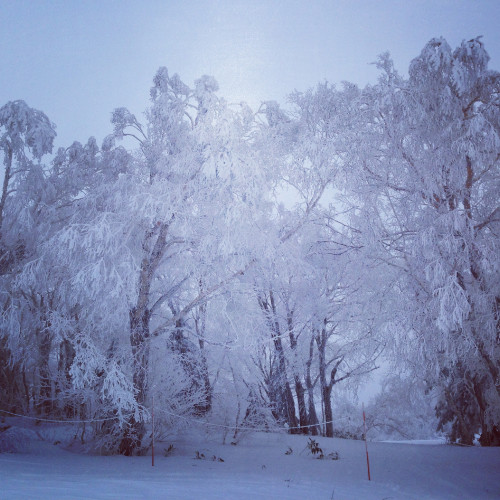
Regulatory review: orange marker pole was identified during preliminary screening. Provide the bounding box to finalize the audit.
[363,403,371,481]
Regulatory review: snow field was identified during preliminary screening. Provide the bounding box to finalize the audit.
[1,429,499,499]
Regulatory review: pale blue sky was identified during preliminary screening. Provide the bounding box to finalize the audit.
[2,0,499,151]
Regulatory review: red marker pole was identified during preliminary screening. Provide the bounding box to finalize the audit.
[152,393,155,467]
[362,403,371,480]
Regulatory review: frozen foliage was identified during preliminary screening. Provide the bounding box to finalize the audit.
[364,376,439,441]
[348,37,500,445]
[0,37,498,456]
[0,100,56,160]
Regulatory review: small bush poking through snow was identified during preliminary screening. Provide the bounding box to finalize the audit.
[194,450,224,462]
[305,438,340,460]
[163,444,174,457]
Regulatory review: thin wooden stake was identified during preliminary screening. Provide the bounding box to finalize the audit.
[362,403,371,480]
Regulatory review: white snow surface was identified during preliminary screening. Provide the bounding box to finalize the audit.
[0,427,499,499]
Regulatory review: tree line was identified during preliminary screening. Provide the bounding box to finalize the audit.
[1,37,498,454]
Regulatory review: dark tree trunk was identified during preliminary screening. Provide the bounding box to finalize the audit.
[119,221,169,456]
[472,375,500,447]
[258,291,298,431]
[37,325,53,416]
[447,392,475,446]
[194,300,212,414]
[287,310,308,433]
[305,336,320,435]
[316,322,343,438]
[119,306,150,456]
[0,143,13,239]
[197,340,212,414]
[282,380,298,432]
[322,384,334,438]
[57,339,75,416]
[0,338,26,411]
[317,342,334,437]
[316,325,330,436]
[294,376,308,433]
[307,388,319,436]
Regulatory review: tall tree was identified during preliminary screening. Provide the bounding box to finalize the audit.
[351,38,500,444]
[0,101,56,413]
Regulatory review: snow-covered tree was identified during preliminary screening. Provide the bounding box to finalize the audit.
[0,100,56,271]
[2,36,497,454]
[0,101,57,413]
[38,68,271,454]
[350,37,500,445]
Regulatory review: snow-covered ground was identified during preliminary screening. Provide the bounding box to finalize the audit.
[1,424,499,499]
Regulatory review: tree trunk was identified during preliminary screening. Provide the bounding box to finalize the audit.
[307,388,319,436]
[316,322,340,438]
[57,339,75,416]
[287,310,308,433]
[197,340,212,414]
[322,384,334,438]
[195,300,212,414]
[305,336,319,435]
[119,306,150,456]
[0,143,12,239]
[119,221,169,455]
[294,376,308,433]
[317,342,334,437]
[258,291,298,431]
[449,398,475,446]
[37,319,53,416]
